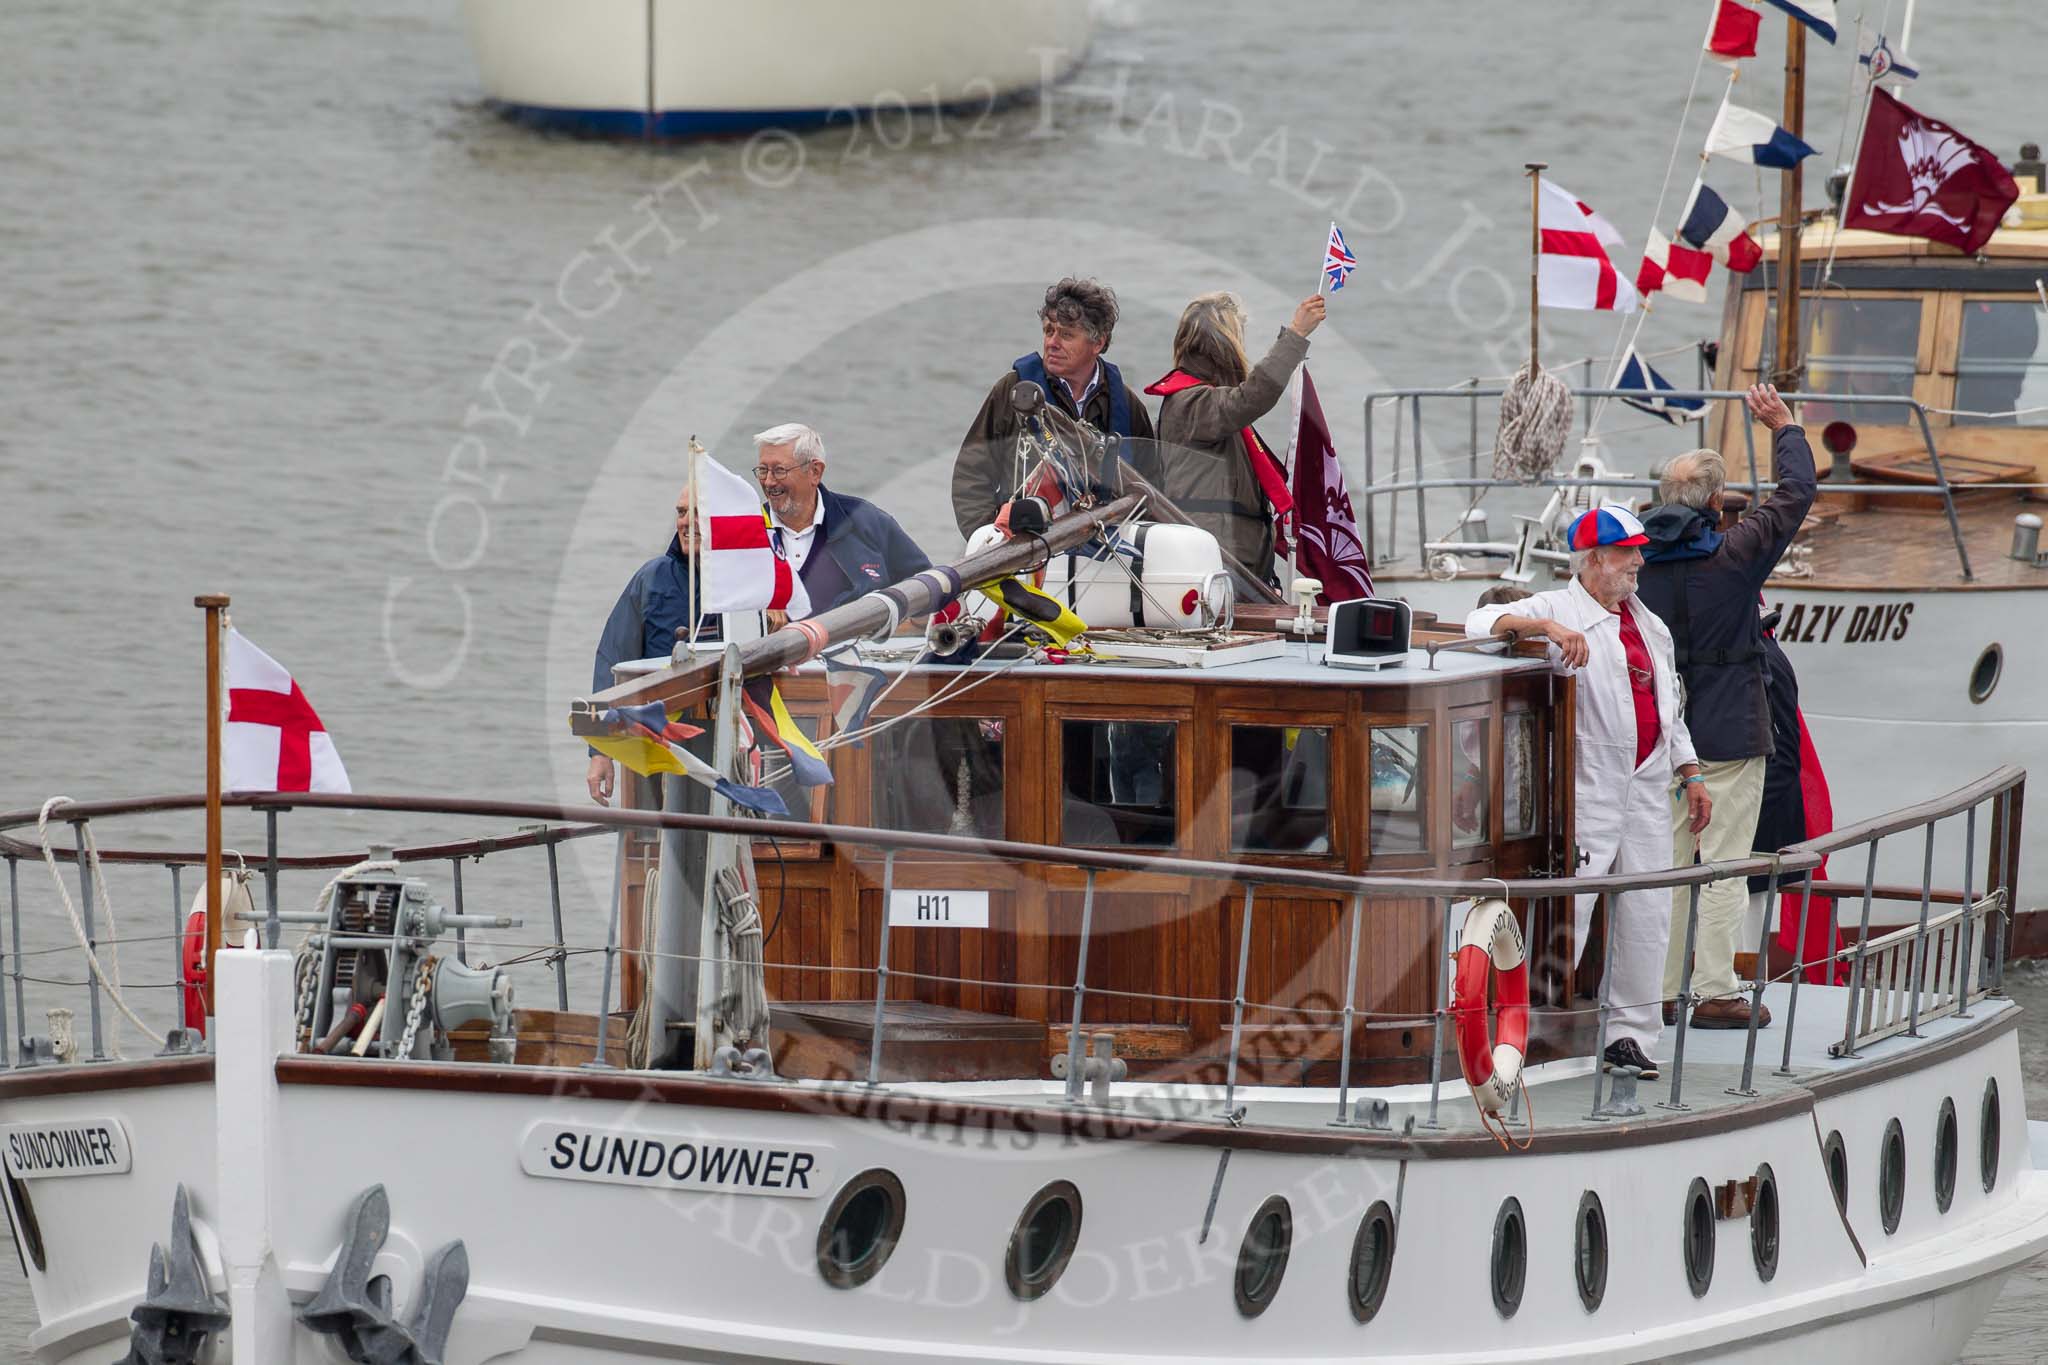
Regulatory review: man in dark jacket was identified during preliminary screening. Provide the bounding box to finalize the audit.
[587,484,719,805]
[952,277,1159,538]
[1637,382,1816,1029]
[753,423,933,616]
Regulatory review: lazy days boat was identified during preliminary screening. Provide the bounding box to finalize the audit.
[1,427,2045,1360]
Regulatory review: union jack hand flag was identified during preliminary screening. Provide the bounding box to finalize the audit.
[1321,222,1356,291]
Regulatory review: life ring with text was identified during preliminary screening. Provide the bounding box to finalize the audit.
[1452,898,1529,1115]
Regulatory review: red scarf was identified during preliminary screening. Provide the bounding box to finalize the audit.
[1144,369,1295,552]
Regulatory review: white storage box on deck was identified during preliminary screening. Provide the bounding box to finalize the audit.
[1040,523,1232,631]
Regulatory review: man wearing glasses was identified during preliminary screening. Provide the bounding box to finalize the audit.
[752,423,933,623]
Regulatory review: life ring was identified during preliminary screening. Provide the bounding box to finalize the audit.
[1452,898,1529,1115]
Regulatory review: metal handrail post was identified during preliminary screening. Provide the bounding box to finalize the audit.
[263,808,281,950]
[1910,404,1974,580]
[1839,842,1881,1057]
[1906,821,1938,1037]
[1586,894,1616,1120]
[1062,872,1099,1105]
[1424,896,1455,1129]
[1467,379,1480,481]
[168,863,183,1041]
[1731,867,1774,1096]
[1954,805,1978,1017]
[71,820,106,1061]
[1332,891,1365,1124]
[450,857,467,965]
[1411,394,1429,570]
[1660,884,1703,1111]
[585,830,626,1069]
[1742,417,1760,502]
[1581,357,1594,433]
[7,856,23,1063]
[1221,884,1258,1118]
[1363,398,1377,565]
[1777,869,1817,1076]
[544,839,570,1011]
[865,851,898,1087]
[1993,792,2013,991]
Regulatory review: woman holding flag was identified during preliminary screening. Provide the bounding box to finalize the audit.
[1144,291,1324,584]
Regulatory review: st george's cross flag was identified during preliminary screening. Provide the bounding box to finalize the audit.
[1705,0,1761,65]
[1844,87,2019,255]
[1678,183,1765,273]
[1537,179,1638,313]
[1759,0,1837,44]
[1706,102,1818,169]
[1636,230,1716,304]
[1321,222,1357,291]
[224,629,351,794]
[692,451,811,618]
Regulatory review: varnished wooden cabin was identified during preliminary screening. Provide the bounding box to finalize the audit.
[614,625,1589,1088]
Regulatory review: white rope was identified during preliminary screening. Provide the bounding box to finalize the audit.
[1494,362,1576,481]
[35,798,164,1055]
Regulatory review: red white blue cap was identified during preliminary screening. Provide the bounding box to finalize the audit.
[1567,505,1649,550]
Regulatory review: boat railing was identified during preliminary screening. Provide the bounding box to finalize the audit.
[0,764,2023,1130]
[1362,385,2004,582]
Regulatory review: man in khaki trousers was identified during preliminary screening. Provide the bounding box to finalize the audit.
[1636,385,1816,1029]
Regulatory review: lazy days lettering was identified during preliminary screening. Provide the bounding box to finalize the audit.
[1771,600,1914,646]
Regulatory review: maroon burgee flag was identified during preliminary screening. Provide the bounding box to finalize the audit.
[1285,369,1372,604]
[1844,87,2019,254]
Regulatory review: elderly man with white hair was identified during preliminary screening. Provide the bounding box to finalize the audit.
[1468,505,1712,1079]
[751,422,933,620]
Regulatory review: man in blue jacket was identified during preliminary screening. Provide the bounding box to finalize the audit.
[752,423,933,619]
[1637,383,1817,1030]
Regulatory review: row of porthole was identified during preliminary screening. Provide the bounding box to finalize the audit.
[816,1079,2004,1311]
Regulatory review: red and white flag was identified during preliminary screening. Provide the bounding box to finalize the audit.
[1705,0,1761,65]
[1538,180,1638,313]
[1635,230,1715,304]
[1285,370,1372,604]
[225,629,350,794]
[692,452,811,618]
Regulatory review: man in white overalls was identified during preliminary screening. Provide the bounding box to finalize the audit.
[1468,506,1713,1077]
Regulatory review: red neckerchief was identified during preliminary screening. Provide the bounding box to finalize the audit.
[1145,369,1295,551]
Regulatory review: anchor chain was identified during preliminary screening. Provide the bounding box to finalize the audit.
[394,954,436,1061]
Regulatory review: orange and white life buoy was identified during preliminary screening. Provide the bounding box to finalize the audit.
[1452,898,1529,1114]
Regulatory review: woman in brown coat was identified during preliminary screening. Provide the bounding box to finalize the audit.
[1144,292,1325,581]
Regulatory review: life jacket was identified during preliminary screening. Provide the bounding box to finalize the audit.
[1143,368,1295,551]
[1012,352,1134,438]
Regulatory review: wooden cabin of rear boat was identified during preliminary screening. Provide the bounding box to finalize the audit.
[610,627,1590,1088]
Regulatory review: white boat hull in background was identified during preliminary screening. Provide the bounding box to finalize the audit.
[460,0,1096,137]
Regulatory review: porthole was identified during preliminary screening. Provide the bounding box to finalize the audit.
[1005,1181,1082,1301]
[816,1169,906,1289]
[1934,1098,1959,1214]
[1574,1190,1608,1312]
[1234,1196,1293,1318]
[1683,1177,1715,1298]
[1982,1078,2003,1193]
[1491,1197,1527,1318]
[1823,1130,1849,1216]
[1751,1164,1780,1283]
[1969,644,2003,704]
[1347,1200,1396,1323]
[2,1170,43,1273]
[1879,1118,1906,1235]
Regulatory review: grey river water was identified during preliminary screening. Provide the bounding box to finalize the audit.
[5,1,2048,1357]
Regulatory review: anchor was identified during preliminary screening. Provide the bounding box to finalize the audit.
[116,1185,230,1365]
[299,1185,469,1365]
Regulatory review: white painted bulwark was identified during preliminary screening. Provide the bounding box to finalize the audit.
[519,1121,833,1197]
[887,888,990,928]
[0,1119,130,1179]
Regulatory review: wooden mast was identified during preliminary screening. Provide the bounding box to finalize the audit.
[1773,17,1808,385]
[1525,162,1547,374]
[195,593,229,1017]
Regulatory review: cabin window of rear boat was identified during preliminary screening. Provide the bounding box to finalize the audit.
[1369,723,1429,854]
[1955,300,2048,427]
[1062,720,1178,848]
[870,717,1006,840]
[1229,726,1332,855]
[1759,296,1922,425]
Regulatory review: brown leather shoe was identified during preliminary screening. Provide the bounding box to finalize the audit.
[1661,1000,1679,1027]
[1689,997,1772,1030]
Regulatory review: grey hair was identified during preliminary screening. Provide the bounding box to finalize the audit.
[1040,277,1120,350]
[1569,548,1591,577]
[751,423,826,466]
[1660,449,1725,509]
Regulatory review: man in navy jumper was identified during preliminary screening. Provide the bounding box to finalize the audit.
[752,423,933,622]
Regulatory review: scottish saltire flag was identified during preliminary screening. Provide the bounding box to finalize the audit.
[1705,0,1761,65]
[588,705,790,816]
[742,677,832,788]
[1615,349,1707,426]
[224,629,351,794]
[1860,33,1919,83]
[1321,222,1357,291]
[1635,230,1715,304]
[691,450,810,618]
[1760,0,1837,43]
[822,651,888,746]
[1678,183,1764,273]
[1706,102,1817,169]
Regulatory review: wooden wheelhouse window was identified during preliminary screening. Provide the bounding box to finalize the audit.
[1503,706,1539,840]
[1061,720,1176,848]
[1451,716,1489,850]
[1229,726,1331,854]
[1760,295,1923,425]
[1369,724,1428,854]
[1955,300,2048,426]
[869,716,1005,839]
